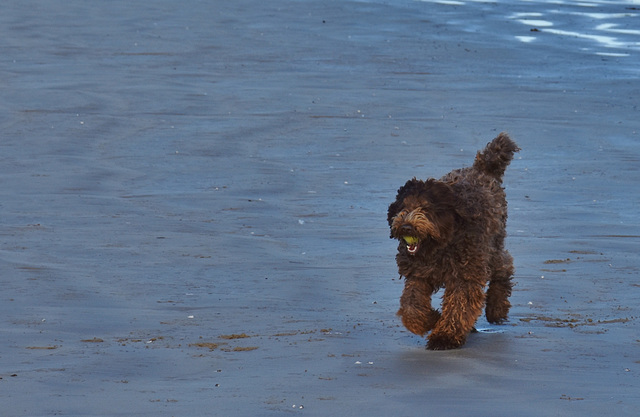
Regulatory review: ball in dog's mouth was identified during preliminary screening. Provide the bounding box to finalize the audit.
[402,236,419,255]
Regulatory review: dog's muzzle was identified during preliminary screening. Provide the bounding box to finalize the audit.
[402,235,419,255]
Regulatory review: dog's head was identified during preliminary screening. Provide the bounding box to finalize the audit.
[387,178,460,256]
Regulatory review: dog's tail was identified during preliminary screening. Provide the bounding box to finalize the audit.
[473,132,520,180]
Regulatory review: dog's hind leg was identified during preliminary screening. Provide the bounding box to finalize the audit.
[427,281,486,350]
[485,250,514,324]
[397,278,440,336]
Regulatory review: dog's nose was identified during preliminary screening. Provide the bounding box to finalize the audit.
[401,225,414,233]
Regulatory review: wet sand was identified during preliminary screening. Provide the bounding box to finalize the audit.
[1,0,639,415]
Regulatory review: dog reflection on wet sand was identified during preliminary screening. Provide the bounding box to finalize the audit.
[388,133,519,350]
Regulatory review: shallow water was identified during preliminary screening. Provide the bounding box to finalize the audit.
[415,0,640,59]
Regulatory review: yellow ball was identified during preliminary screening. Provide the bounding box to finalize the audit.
[403,236,418,245]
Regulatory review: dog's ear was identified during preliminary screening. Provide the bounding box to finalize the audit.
[425,179,456,207]
[424,180,460,242]
[388,178,421,227]
[387,199,402,229]
[426,179,479,220]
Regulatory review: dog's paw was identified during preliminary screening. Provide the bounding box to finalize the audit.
[426,333,465,350]
[398,307,440,336]
[485,305,510,325]
[400,314,429,336]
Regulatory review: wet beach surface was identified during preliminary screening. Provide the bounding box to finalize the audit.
[1,0,639,415]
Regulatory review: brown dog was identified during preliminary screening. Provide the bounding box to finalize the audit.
[388,133,519,350]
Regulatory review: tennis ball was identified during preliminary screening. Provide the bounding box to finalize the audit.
[403,236,419,245]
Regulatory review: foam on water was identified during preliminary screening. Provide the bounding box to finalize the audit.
[416,0,640,57]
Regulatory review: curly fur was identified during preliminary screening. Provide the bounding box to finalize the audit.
[388,132,520,350]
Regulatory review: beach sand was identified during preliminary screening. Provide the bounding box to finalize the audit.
[1,0,639,415]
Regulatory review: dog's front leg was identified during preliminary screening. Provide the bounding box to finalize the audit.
[397,278,440,336]
[427,282,485,350]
